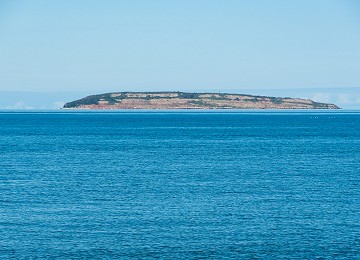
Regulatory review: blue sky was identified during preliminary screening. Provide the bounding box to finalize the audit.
[0,0,359,108]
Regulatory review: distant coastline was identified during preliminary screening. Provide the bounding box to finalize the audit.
[63,91,340,110]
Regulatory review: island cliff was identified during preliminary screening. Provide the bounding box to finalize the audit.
[63,92,339,109]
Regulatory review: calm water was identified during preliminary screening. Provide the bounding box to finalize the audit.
[0,111,359,259]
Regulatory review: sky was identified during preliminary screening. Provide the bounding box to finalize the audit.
[0,0,360,108]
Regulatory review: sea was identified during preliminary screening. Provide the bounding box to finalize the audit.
[0,110,359,259]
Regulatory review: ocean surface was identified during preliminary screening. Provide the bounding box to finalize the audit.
[0,110,359,259]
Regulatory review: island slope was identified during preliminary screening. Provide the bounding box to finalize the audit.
[63,92,339,109]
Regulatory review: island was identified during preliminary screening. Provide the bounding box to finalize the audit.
[63,91,339,109]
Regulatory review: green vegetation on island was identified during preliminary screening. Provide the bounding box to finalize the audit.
[63,91,340,109]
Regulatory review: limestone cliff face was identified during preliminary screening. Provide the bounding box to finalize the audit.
[63,92,340,109]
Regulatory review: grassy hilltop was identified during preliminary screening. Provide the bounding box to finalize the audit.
[63,91,339,109]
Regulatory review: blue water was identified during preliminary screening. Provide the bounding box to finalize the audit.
[1,110,359,259]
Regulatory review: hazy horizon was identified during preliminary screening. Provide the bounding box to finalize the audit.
[1,87,359,110]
